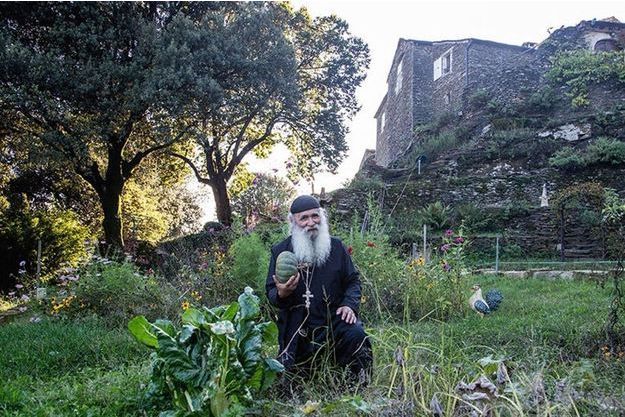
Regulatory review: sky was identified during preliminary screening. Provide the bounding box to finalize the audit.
[198,0,625,222]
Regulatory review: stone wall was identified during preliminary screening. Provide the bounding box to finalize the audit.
[376,40,419,167]
[411,42,434,124]
[376,40,435,167]
[432,41,468,117]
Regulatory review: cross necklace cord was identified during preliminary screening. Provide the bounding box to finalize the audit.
[301,262,315,309]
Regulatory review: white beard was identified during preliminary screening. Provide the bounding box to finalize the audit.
[290,210,331,267]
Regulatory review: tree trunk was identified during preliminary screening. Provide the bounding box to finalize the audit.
[211,177,233,226]
[100,146,126,251]
[101,184,125,250]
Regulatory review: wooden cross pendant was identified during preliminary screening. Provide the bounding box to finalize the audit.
[303,289,314,308]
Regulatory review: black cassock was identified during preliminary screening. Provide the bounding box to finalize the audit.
[266,236,372,375]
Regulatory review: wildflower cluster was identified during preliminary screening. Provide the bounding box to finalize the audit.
[601,345,625,361]
[50,294,77,314]
[404,229,469,321]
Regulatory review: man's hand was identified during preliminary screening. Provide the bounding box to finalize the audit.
[273,273,299,299]
[337,306,357,324]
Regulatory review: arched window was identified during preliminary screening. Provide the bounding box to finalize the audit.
[594,38,618,52]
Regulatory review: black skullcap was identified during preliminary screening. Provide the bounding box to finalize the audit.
[290,195,320,214]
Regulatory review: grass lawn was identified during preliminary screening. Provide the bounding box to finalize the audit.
[1,276,624,416]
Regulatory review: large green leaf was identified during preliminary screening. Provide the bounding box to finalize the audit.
[222,302,239,322]
[182,308,207,328]
[154,319,176,338]
[258,321,279,345]
[238,287,260,321]
[128,315,158,348]
[179,324,197,344]
[158,336,202,384]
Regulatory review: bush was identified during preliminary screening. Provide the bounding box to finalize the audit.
[416,201,453,233]
[60,259,177,325]
[485,128,540,160]
[524,86,558,113]
[468,88,490,109]
[549,147,586,171]
[585,137,625,166]
[0,206,91,291]
[228,232,270,294]
[550,138,625,171]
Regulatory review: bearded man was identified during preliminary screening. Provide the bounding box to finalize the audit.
[265,195,372,383]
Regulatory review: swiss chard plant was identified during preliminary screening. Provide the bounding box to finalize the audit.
[128,287,284,417]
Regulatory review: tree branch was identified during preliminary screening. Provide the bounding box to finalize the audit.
[169,152,213,186]
[122,127,191,178]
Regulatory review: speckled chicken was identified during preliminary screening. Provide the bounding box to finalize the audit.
[469,284,503,317]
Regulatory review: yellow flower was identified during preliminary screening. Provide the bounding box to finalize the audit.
[182,300,190,310]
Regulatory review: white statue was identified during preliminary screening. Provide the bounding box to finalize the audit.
[540,183,549,207]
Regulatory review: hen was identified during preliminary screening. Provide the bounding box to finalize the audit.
[469,284,503,317]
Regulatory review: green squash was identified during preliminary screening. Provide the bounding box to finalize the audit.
[275,251,298,283]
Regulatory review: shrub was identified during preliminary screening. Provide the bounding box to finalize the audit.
[485,128,538,160]
[228,232,270,294]
[548,50,625,107]
[344,230,407,323]
[416,201,453,233]
[468,88,490,109]
[549,147,586,170]
[524,86,558,113]
[585,137,625,166]
[422,131,459,158]
[64,259,176,325]
[0,207,91,291]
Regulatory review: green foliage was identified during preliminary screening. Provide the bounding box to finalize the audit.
[228,233,270,293]
[524,86,558,112]
[454,203,491,234]
[416,201,453,233]
[344,230,407,323]
[548,50,625,107]
[485,128,554,160]
[0,206,91,290]
[1,2,218,247]
[128,288,283,416]
[404,230,468,321]
[68,259,176,326]
[420,131,459,159]
[549,146,587,171]
[600,189,625,352]
[586,137,625,166]
[549,137,625,171]
[166,3,369,224]
[467,88,490,109]
[231,173,296,228]
[343,175,385,195]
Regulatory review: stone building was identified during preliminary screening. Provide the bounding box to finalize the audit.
[373,18,625,168]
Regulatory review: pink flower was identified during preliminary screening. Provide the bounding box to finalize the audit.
[444,229,454,237]
[441,244,451,252]
[15,284,24,289]
[454,237,465,244]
